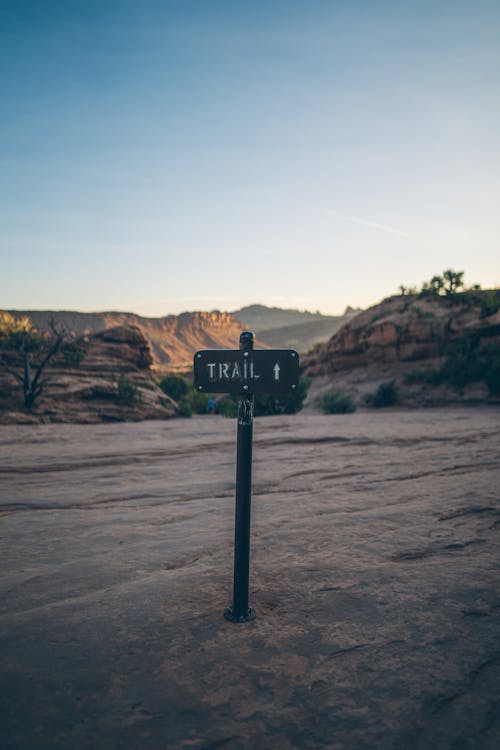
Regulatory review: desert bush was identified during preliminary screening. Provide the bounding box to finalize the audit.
[185,377,311,418]
[175,388,210,417]
[254,376,310,416]
[320,391,357,414]
[480,290,500,319]
[158,374,189,402]
[440,335,500,394]
[177,398,194,417]
[63,346,85,367]
[116,374,141,406]
[365,380,398,408]
[217,396,238,418]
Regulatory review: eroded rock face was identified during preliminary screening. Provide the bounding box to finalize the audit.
[302,293,500,409]
[0,326,176,424]
[304,295,500,376]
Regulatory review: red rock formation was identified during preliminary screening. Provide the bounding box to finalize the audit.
[0,326,176,424]
[304,295,499,377]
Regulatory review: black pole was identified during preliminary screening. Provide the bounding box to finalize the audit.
[224,331,256,623]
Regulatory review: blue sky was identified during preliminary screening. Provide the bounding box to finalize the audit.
[1,0,499,315]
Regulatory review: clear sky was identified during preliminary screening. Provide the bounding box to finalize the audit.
[1,0,499,316]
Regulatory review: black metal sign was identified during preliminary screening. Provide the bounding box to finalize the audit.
[193,331,301,623]
[194,348,299,394]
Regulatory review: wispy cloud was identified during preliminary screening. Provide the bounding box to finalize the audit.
[323,209,417,240]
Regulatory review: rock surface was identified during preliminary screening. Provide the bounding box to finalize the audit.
[1,409,499,749]
[0,325,176,424]
[303,293,500,408]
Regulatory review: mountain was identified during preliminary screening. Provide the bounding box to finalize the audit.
[5,304,358,373]
[232,304,359,352]
[6,310,247,373]
[303,291,500,408]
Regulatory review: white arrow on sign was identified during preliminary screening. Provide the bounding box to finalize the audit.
[273,363,280,381]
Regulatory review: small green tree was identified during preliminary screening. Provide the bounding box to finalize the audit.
[442,269,464,296]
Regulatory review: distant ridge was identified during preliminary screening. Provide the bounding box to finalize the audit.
[5,303,360,373]
[232,304,359,351]
[6,309,246,373]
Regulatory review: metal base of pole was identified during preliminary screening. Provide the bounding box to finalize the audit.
[223,605,256,623]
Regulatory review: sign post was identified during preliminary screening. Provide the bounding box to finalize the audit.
[194,331,299,622]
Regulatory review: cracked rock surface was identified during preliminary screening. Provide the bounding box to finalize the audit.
[1,408,500,749]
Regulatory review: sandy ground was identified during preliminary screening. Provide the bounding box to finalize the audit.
[1,408,500,750]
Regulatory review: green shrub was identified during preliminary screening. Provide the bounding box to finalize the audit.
[63,346,85,367]
[175,387,210,417]
[217,396,238,418]
[253,376,310,416]
[177,398,194,417]
[365,380,398,408]
[183,377,311,418]
[116,374,141,406]
[480,290,500,319]
[439,335,500,395]
[320,391,357,414]
[158,374,189,402]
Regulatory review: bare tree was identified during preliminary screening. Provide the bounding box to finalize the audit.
[0,317,67,409]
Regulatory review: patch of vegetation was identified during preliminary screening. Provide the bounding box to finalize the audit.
[480,290,500,319]
[398,285,418,296]
[403,336,500,396]
[63,345,85,367]
[254,377,311,416]
[216,396,238,418]
[116,374,142,406]
[439,335,500,394]
[419,269,465,298]
[320,391,357,414]
[175,388,210,417]
[158,373,189,402]
[189,377,311,419]
[0,314,67,409]
[365,380,398,408]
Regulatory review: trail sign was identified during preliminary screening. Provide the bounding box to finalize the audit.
[193,331,301,623]
[194,348,299,394]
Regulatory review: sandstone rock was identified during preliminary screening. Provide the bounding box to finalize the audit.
[303,292,500,408]
[0,325,176,424]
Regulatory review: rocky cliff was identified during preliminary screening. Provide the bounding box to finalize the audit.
[303,292,500,407]
[0,326,176,424]
[7,310,247,372]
